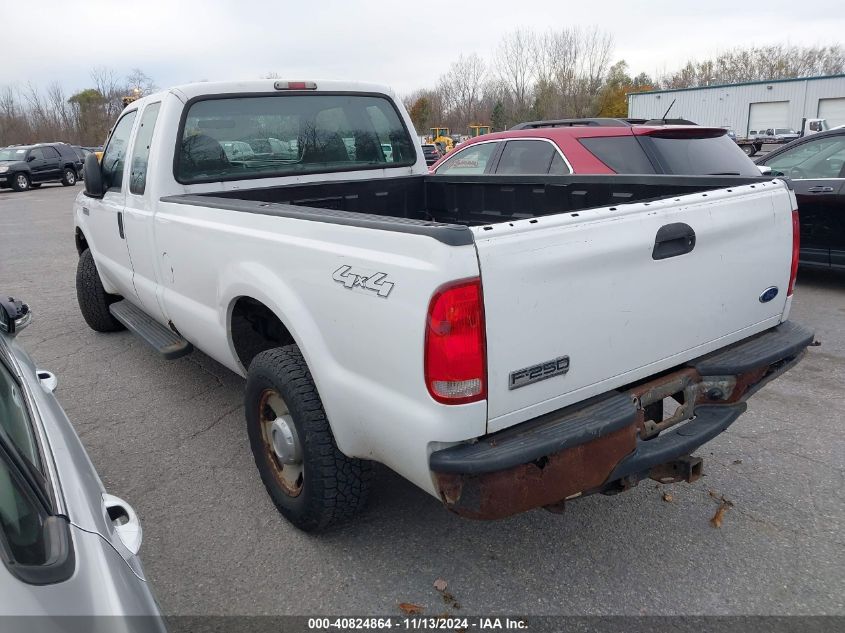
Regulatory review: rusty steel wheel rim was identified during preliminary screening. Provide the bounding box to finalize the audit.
[258,388,304,497]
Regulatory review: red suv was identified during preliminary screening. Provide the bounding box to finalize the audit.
[429,118,760,177]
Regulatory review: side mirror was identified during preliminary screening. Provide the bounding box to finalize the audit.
[0,296,31,336]
[103,494,143,556]
[83,152,105,198]
[27,155,35,162]
[758,165,773,175]
[37,370,58,393]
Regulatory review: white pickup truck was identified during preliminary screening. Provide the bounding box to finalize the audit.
[73,80,813,531]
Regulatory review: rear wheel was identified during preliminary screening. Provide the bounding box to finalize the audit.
[61,168,77,186]
[245,345,372,532]
[741,144,755,156]
[11,173,30,191]
[76,249,124,332]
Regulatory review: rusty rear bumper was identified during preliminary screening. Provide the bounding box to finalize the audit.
[430,321,814,520]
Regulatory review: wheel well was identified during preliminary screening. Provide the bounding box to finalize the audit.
[75,228,89,255]
[231,297,295,371]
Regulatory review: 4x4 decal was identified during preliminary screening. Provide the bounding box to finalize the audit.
[332,265,394,298]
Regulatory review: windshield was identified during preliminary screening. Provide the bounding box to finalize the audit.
[0,148,28,161]
[176,94,416,183]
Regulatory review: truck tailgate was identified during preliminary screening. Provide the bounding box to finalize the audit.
[473,180,795,433]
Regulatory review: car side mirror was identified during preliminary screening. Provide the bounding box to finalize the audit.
[0,296,31,336]
[758,165,772,175]
[26,155,35,162]
[83,152,105,198]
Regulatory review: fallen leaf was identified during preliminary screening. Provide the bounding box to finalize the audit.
[399,603,423,615]
[433,578,448,592]
[710,501,731,528]
[662,491,673,503]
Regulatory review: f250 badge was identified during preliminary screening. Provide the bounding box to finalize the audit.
[332,265,394,298]
[509,356,570,390]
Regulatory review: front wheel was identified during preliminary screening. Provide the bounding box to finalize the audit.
[245,345,372,532]
[61,168,77,186]
[11,173,30,191]
[76,249,125,332]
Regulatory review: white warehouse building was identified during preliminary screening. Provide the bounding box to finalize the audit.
[628,74,845,136]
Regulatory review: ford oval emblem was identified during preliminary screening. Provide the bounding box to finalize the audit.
[759,286,779,303]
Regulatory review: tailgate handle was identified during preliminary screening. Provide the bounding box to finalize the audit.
[653,223,696,260]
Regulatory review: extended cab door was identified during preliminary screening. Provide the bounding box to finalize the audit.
[123,101,165,317]
[84,110,139,299]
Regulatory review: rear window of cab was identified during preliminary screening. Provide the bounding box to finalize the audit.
[175,94,417,184]
[580,132,759,176]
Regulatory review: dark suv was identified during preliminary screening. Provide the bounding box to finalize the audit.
[0,143,82,191]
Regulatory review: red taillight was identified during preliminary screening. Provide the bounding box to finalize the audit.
[424,279,486,405]
[788,210,800,296]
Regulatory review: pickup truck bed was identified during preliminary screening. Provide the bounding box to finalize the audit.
[164,173,773,238]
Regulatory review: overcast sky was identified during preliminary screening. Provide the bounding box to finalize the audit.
[5,0,844,96]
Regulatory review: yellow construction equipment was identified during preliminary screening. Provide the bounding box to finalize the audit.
[429,127,454,153]
[469,124,491,137]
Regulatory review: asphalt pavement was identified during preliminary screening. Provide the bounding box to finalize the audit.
[0,184,843,616]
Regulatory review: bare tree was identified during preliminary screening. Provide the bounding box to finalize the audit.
[438,53,486,129]
[0,66,159,146]
[126,68,157,96]
[495,28,536,119]
[661,44,845,88]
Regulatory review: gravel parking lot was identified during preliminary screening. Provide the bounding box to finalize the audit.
[1,184,843,616]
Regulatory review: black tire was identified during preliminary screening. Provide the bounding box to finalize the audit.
[30,183,42,188]
[741,144,755,156]
[11,172,30,192]
[61,168,77,186]
[75,248,125,332]
[245,345,372,532]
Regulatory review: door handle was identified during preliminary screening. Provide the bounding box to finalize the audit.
[117,211,125,239]
[807,186,834,193]
[653,223,696,260]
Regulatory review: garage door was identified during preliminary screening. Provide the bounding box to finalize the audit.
[748,101,789,134]
[818,98,845,128]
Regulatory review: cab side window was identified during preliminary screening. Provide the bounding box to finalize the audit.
[0,452,50,566]
[0,360,41,472]
[766,137,845,179]
[101,111,138,191]
[129,103,161,195]
[0,359,50,569]
[495,140,568,175]
[27,148,44,161]
[436,142,498,175]
[41,147,60,161]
